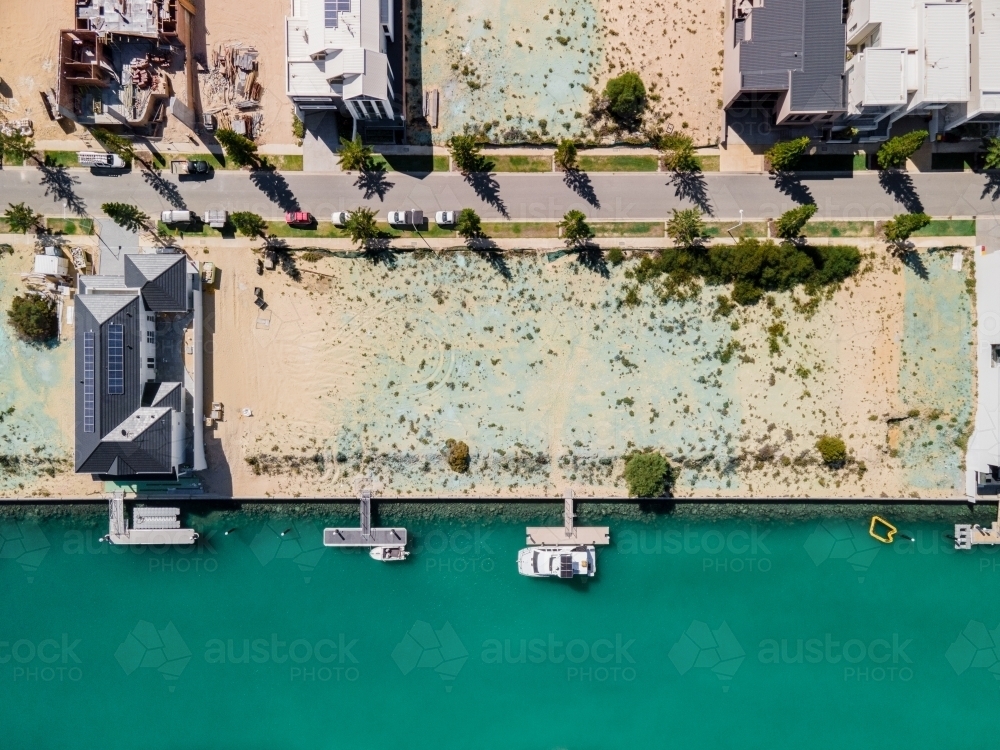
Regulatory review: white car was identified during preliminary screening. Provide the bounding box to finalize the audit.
[435,210,457,226]
[160,210,193,224]
[332,211,350,227]
[387,210,424,226]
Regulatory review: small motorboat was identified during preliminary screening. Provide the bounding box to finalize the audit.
[370,546,409,562]
[517,545,596,578]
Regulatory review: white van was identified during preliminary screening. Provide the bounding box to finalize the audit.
[77,152,125,168]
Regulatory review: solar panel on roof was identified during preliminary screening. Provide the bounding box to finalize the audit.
[107,324,124,395]
[84,331,95,433]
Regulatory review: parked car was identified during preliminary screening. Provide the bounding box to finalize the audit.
[77,151,125,169]
[160,210,194,224]
[170,159,210,176]
[284,211,311,225]
[435,210,457,226]
[332,211,350,227]
[202,210,228,228]
[387,210,424,226]
[203,113,216,132]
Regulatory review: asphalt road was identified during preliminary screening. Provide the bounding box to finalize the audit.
[3,164,1000,222]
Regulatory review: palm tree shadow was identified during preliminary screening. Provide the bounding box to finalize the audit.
[250,167,300,212]
[772,171,814,204]
[354,164,395,201]
[362,238,397,268]
[575,244,609,278]
[878,170,923,212]
[897,245,929,279]
[38,162,87,215]
[466,162,509,218]
[142,169,186,209]
[669,171,712,214]
[981,171,1000,201]
[563,169,600,208]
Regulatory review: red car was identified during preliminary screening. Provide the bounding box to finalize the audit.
[284,211,312,225]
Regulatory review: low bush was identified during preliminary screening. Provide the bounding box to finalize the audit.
[445,439,470,473]
[8,294,57,342]
[816,435,847,466]
[623,451,672,497]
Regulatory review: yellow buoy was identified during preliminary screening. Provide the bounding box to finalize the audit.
[869,516,897,544]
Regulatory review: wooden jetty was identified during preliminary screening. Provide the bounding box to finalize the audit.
[323,490,408,548]
[526,490,610,546]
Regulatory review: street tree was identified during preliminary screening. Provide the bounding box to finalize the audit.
[344,206,380,247]
[448,134,483,174]
[229,211,268,239]
[0,131,37,164]
[876,130,928,170]
[984,137,1000,170]
[89,127,136,166]
[774,203,818,240]
[764,137,810,172]
[337,135,373,172]
[665,207,705,247]
[659,132,699,172]
[455,208,483,240]
[4,202,42,233]
[102,202,148,232]
[215,128,259,168]
[554,139,578,171]
[559,209,593,248]
[882,212,930,246]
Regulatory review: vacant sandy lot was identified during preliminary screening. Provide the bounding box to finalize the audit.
[594,0,724,144]
[0,0,77,142]
[192,242,972,499]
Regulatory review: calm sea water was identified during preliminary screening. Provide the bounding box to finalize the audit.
[1,506,998,748]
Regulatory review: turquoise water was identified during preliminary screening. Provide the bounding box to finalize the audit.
[2,504,998,748]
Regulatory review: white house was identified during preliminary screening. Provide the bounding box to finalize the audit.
[944,0,1000,130]
[285,0,397,132]
[843,0,970,134]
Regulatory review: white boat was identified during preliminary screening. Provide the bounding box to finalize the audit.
[370,546,409,562]
[517,545,596,578]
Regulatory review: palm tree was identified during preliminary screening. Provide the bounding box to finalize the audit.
[337,136,373,172]
[554,139,578,171]
[344,207,380,247]
[559,209,593,248]
[448,134,483,174]
[665,208,704,247]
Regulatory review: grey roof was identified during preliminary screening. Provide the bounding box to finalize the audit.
[75,255,191,479]
[737,0,845,111]
[124,254,189,312]
[75,290,139,325]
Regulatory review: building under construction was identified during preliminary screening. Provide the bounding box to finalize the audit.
[55,0,195,133]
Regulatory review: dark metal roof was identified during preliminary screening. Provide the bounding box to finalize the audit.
[737,0,845,111]
[77,412,174,475]
[124,255,189,311]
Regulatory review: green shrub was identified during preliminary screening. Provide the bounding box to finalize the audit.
[629,237,860,305]
[554,139,578,171]
[606,247,625,265]
[775,204,818,239]
[765,137,810,172]
[877,130,928,170]
[816,435,847,466]
[985,137,1000,170]
[659,132,699,172]
[604,72,647,128]
[7,294,57,342]
[445,439,470,473]
[292,115,305,144]
[623,451,672,497]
